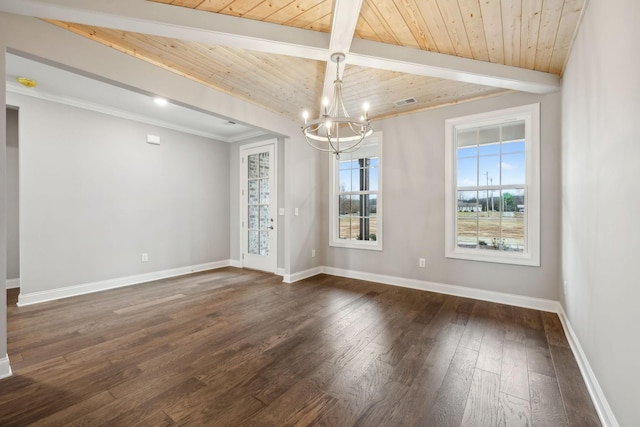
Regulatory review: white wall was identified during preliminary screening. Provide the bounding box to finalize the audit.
[10,92,230,294]
[561,0,640,425]
[0,45,8,378]
[324,91,562,300]
[6,108,19,281]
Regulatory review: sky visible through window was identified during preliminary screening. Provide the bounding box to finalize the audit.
[457,140,525,189]
[339,157,379,192]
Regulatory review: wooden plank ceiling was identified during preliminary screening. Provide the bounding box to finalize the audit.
[47,0,586,122]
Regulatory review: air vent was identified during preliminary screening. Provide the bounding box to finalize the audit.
[394,97,417,107]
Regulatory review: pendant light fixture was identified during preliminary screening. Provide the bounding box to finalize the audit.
[301,53,373,158]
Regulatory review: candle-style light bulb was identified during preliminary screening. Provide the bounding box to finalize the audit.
[363,102,370,119]
[302,110,309,124]
[322,97,329,115]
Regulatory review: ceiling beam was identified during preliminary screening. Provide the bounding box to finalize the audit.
[0,0,561,94]
[320,0,365,101]
[0,0,330,60]
[348,39,560,94]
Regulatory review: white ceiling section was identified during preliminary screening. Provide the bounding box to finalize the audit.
[4,53,267,143]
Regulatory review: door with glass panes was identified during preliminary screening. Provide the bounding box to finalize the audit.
[241,142,277,273]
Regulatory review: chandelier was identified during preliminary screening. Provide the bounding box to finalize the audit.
[302,53,373,158]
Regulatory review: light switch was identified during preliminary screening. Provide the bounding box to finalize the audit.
[279,208,285,216]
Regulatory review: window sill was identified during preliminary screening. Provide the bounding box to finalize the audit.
[330,240,383,251]
[446,248,539,266]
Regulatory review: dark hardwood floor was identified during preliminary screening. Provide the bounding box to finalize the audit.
[2,268,600,426]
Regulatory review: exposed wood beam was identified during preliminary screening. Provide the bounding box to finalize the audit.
[321,0,365,101]
[348,39,561,94]
[0,0,561,94]
[0,0,330,60]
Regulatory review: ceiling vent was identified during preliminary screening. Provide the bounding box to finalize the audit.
[394,97,417,107]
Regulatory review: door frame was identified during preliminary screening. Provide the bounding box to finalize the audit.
[239,139,278,273]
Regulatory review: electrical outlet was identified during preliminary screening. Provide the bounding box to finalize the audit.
[311,249,316,258]
[141,253,149,263]
[419,258,426,268]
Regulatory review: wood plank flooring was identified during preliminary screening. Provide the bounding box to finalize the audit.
[1,268,601,426]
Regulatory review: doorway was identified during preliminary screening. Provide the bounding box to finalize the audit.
[240,140,277,273]
[6,107,20,291]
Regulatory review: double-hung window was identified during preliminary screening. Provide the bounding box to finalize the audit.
[445,104,540,266]
[329,133,382,250]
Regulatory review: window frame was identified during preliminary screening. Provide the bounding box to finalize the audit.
[444,103,540,266]
[329,132,383,251]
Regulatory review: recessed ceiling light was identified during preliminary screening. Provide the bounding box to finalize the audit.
[153,97,168,106]
[17,77,37,88]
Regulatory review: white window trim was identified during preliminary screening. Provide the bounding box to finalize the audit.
[329,132,383,251]
[445,104,540,266]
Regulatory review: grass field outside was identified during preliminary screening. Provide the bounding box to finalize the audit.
[339,215,377,240]
[457,211,524,251]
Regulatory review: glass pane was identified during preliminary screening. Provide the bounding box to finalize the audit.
[457,129,477,147]
[457,156,477,187]
[339,169,352,192]
[457,190,478,248]
[478,217,500,250]
[260,205,270,230]
[248,205,259,230]
[260,178,270,204]
[366,194,377,215]
[501,189,525,252]
[502,122,525,141]
[368,158,379,192]
[457,190,479,212]
[339,215,358,240]
[479,155,500,188]
[351,168,361,191]
[260,231,269,256]
[478,125,500,144]
[486,188,498,215]
[338,195,350,215]
[501,190,519,213]
[248,154,259,179]
[368,195,378,241]
[478,142,500,155]
[339,159,356,170]
[248,230,259,255]
[502,139,525,154]
[349,195,360,216]
[501,152,526,185]
[478,190,498,249]
[259,152,269,178]
[457,146,477,158]
[248,180,259,204]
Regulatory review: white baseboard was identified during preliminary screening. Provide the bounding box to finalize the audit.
[282,266,323,284]
[229,259,242,268]
[0,354,12,380]
[321,266,560,312]
[5,278,20,289]
[276,268,285,277]
[557,306,619,427]
[17,260,231,306]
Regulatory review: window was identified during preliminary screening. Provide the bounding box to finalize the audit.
[330,133,382,250]
[445,104,540,266]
